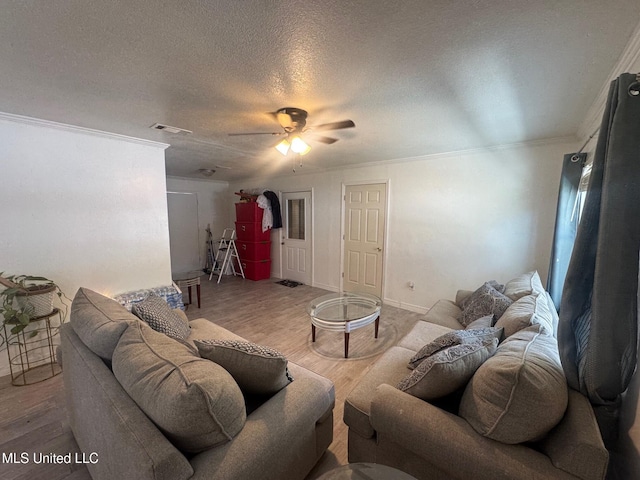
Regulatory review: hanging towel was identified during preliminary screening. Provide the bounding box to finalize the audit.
[257,194,273,232]
[263,191,282,229]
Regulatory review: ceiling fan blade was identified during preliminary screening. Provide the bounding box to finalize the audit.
[310,135,339,145]
[228,132,283,136]
[310,120,355,131]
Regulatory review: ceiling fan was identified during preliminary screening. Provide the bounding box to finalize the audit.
[228,107,355,156]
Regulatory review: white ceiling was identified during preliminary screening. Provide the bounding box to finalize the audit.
[2,1,640,182]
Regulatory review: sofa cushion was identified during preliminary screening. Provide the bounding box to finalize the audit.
[344,346,415,438]
[458,282,513,327]
[459,325,568,444]
[69,287,138,361]
[422,299,464,330]
[396,320,453,351]
[465,314,495,329]
[112,321,246,453]
[398,338,498,400]
[132,293,191,341]
[408,327,503,369]
[503,270,545,301]
[495,293,554,338]
[195,339,293,395]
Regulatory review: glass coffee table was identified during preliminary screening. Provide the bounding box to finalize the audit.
[317,462,417,479]
[307,292,382,358]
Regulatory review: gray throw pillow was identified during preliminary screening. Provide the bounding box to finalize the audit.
[195,339,293,395]
[495,292,555,338]
[112,322,246,453]
[398,338,498,401]
[458,282,513,327]
[503,271,545,301]
[69,287,139,361]
[408,327,503,369]
[465,314,496,330]
[132,293,190,341]
[459,325,568,444]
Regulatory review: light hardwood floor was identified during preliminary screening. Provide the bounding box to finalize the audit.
[0,276,423,479]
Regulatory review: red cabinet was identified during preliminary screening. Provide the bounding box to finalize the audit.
[235,202,271,280]
[235,202,264,223]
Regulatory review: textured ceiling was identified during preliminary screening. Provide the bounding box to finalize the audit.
[1,1,639,181]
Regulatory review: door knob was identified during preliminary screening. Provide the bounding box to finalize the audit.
[375,247,382,252]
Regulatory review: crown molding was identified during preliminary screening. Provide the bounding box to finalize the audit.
[166,175,229,185]
[230,135,579,185]
[332,135,579,172]
[0,111,169,149]
[577,20,640,140]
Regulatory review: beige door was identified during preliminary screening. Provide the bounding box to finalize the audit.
[282,191,312,285]
[343,183,386,297]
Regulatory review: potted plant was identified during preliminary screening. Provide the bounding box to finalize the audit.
[0,273,66,344]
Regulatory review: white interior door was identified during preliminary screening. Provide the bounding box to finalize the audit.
[282,191,312,285]
[343,183,387,297]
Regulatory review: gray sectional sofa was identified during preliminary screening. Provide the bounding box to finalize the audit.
[60,287,335,480]
[344,271,609,480]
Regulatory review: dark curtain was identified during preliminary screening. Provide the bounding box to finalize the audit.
[558,73,640,446]
[547,152,586,309]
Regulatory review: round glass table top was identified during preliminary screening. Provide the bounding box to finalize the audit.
[307,292,381,324]
[316,462,418,480]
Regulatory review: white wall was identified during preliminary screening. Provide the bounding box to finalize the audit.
[165,176,231,272]
[229,139,577,312]
[0,113,172,376]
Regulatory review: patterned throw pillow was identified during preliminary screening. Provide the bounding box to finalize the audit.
[408,327,503,369]
[195,339,293,395]
[131,293,191,341]
[459,280,504,310]
[398,338,498,401]
[458,282,513,327]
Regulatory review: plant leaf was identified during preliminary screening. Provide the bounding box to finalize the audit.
[10,324,23,334]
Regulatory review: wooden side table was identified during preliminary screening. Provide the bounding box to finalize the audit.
[4,308,63,386]
[173,271,202,309]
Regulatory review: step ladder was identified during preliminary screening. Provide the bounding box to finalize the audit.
[203,225,216,274]
[209,228,245,284]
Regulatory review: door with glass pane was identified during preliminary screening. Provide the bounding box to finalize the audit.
[282,191,312,285]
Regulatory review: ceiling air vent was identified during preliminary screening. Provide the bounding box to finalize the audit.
[150,123,192,135]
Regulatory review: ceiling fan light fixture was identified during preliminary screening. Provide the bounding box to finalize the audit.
[275,139,290,155]
[290,136,311,155]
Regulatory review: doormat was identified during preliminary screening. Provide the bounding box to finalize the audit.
[276,279,304,288]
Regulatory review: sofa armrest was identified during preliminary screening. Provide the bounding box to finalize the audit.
[537,389,608,480]
[61,324,193,480]
[370,384,579,480]
[190,370,335,480]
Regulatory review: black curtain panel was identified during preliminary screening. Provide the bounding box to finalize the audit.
[558,73,640,446]
[547,152,585,310]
